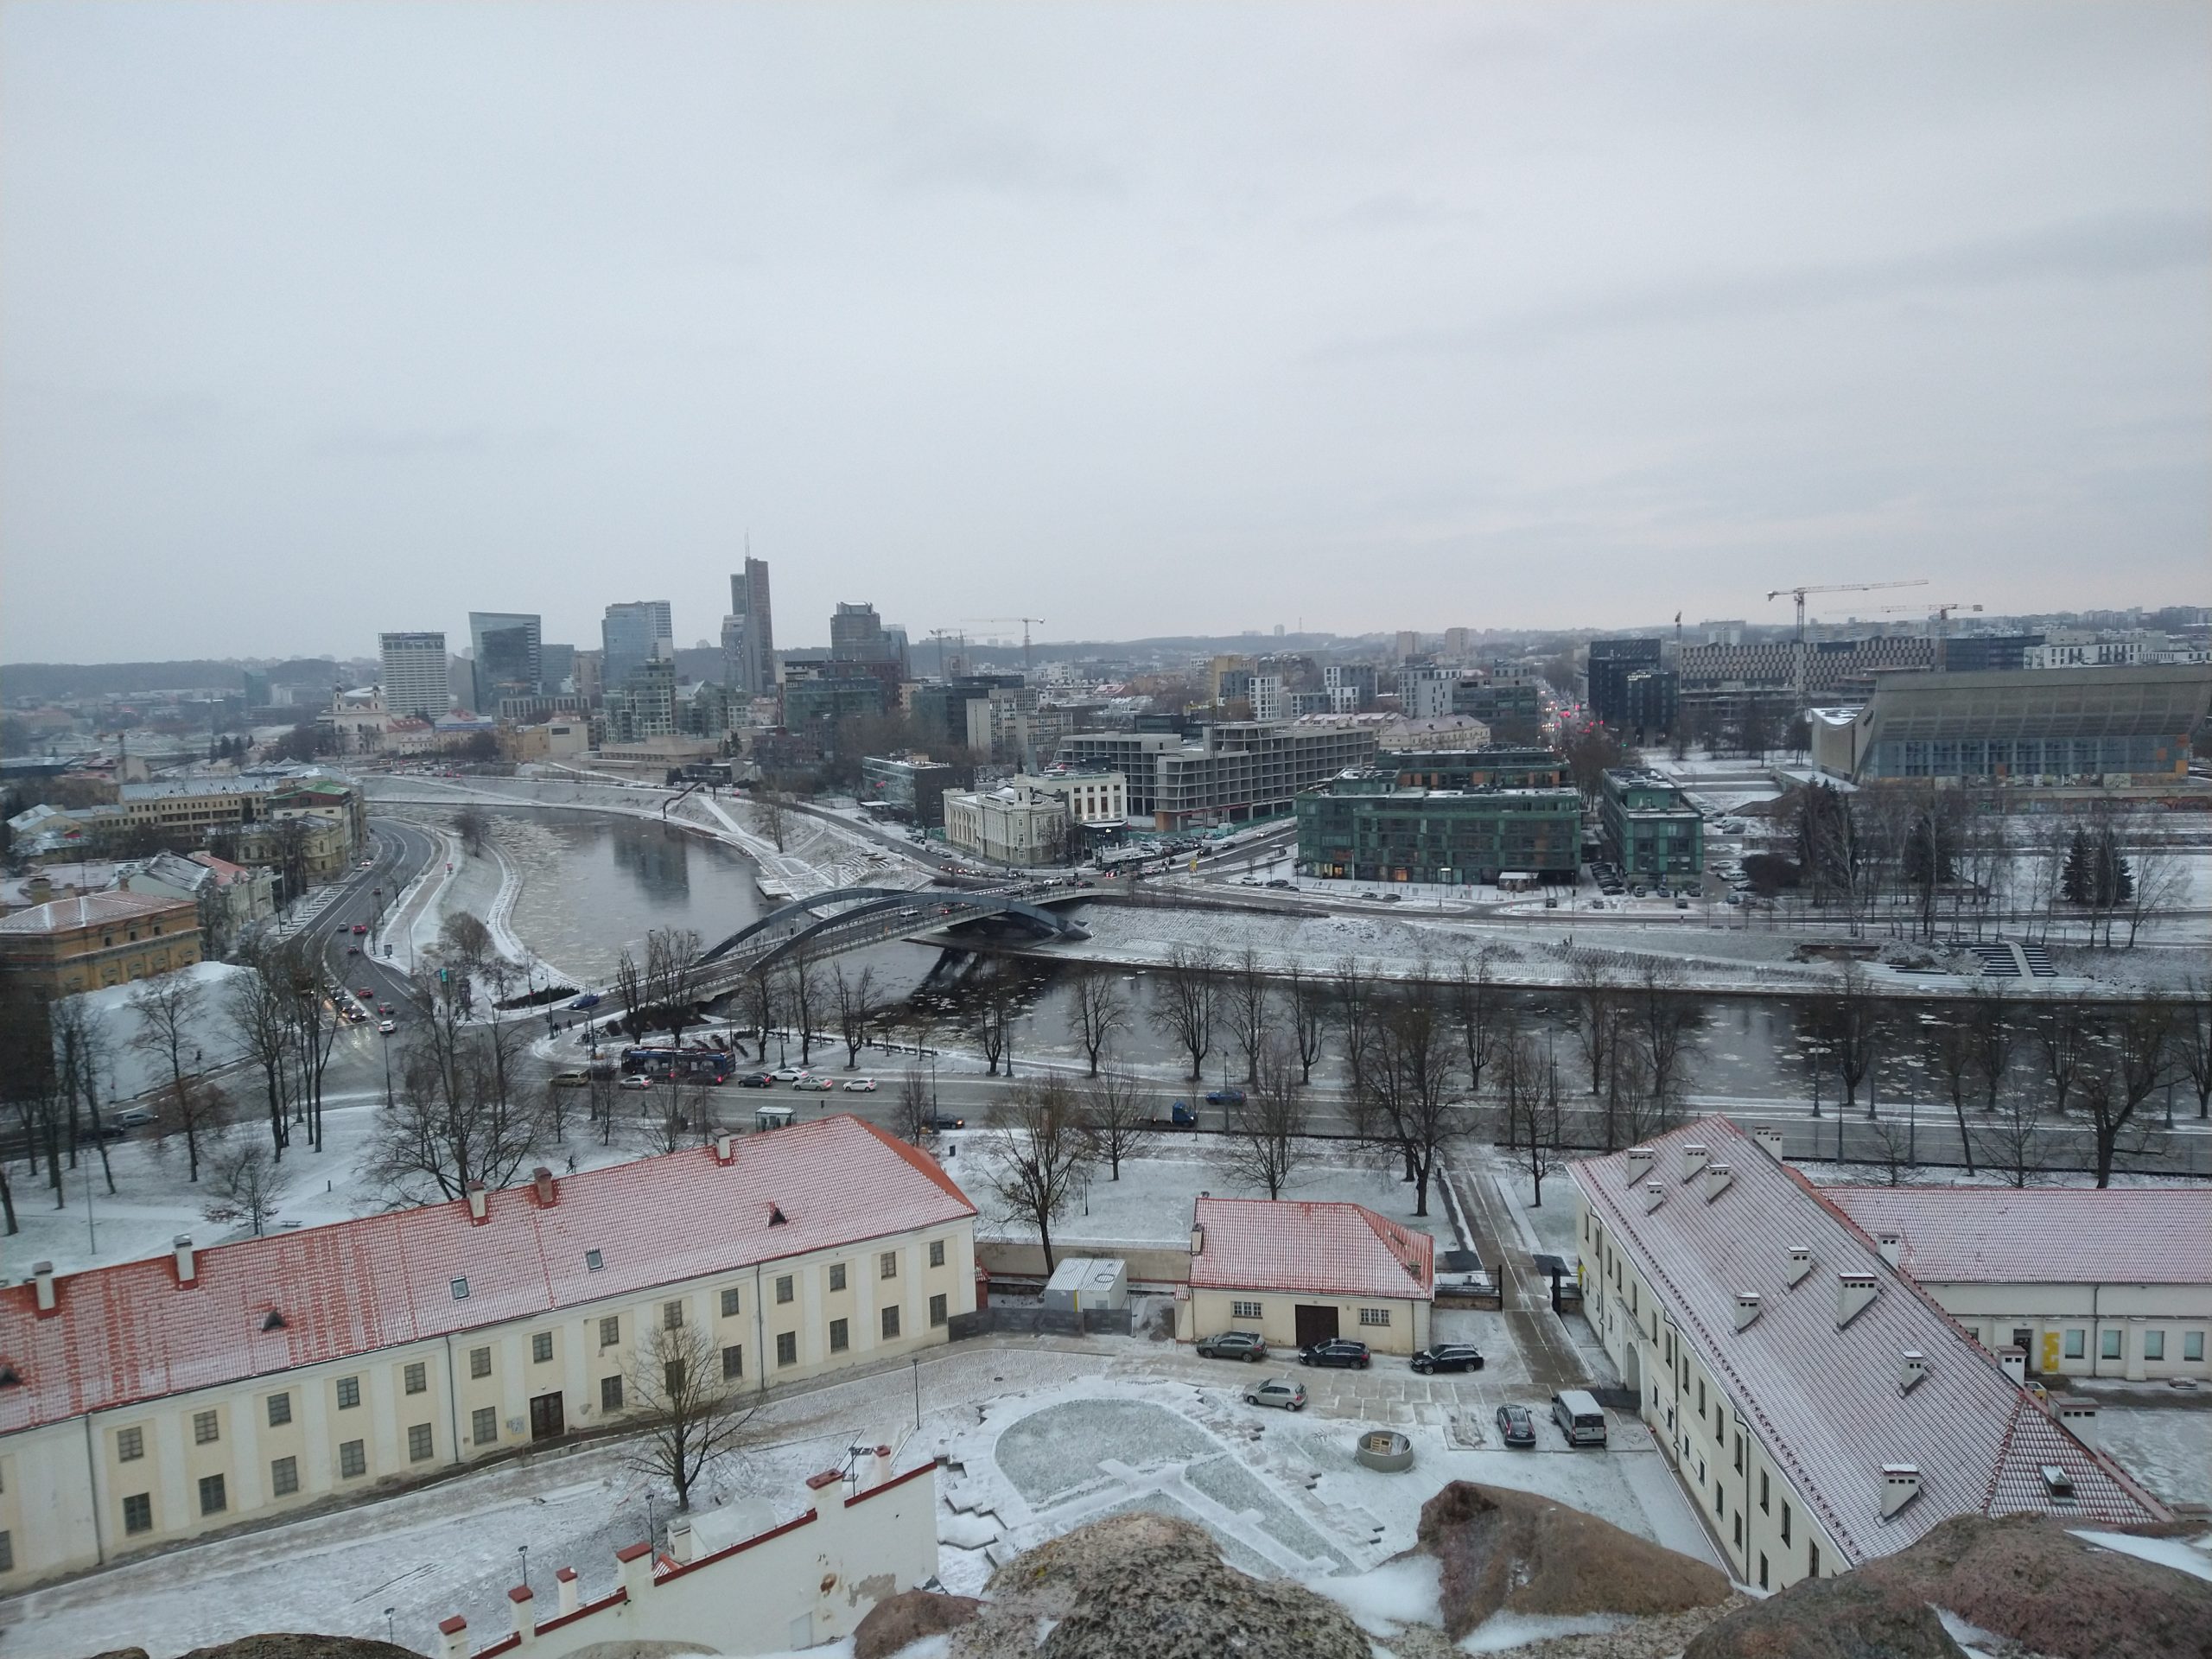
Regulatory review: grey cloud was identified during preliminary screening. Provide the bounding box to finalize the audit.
[875,116,1122,199]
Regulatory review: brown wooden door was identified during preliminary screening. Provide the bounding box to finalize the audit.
[529,1392,565,1442]
[1294,1305,1339,1349]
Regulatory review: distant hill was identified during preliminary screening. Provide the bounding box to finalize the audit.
[2,661,251,699]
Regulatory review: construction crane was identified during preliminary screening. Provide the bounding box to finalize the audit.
[1854,601,1983,670]
[962,616,1046,671]
[1766,579,1928,645]
[925,627,966,677]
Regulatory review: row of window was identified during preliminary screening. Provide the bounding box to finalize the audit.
[120,1424,438,1534]
[1224,1300,1393,1328]
[2057,1326,2204,1363]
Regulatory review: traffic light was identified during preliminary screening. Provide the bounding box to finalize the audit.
[440,968,449,982]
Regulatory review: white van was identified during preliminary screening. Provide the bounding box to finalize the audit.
[1551,1389,1608,1446]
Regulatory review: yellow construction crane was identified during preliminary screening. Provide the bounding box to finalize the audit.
[1766,579,1929,645]
[962,616,1046,671]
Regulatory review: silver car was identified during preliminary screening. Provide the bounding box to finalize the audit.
[1244,1376,1307,1412]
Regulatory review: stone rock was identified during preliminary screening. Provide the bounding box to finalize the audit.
[855,1588,982,1659]
[1684,1572,1968,1659]
[1411,1481,1733,1638]
[173,1641,421,1659]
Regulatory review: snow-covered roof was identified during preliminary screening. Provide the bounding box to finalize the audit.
[1188,1198,1433,1301]
[0,889,192,934]
[1821,1186,2212,1287]
[0,1116,975,1434]
[1571,1117,2166,1566]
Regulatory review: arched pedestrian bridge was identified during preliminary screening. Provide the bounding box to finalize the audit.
[693,884,1089,989]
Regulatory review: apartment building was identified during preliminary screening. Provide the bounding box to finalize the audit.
[1296,772,1581,885]
[942,785,1071,867]
[378,632,453,721]
[1599,768,1702,879]
[0,891,201,996]
[1573,1118,2164,1593]
[0,1117,976,1592]
[1055,721,1375,830]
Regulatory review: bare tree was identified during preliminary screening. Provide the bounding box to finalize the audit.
[51,995,117,1196]
[831,963,880,1069]
[1450,949,1509,1103]
[2116,828,2186,948]
[973,970,1019,1077]
[203,1142,295,1237]
[783,948,823,1066]
[747,785,790,854]
[130,973,213,1181]
[1331,955,1380,1096]
[452,804,492,855]
[741,966,778,1061]
[1812,963,1886,1114]
[645,927,706,1048]
[1968,983,2017,1116]
[588,1065,623,1146]
[1068,966,1130,1077]
[1223,947,1271,1084]
[2173,976,2212,1120]
[2036,1001,2094,1118]
[365,972,548,1201]
[626,1318,762,1513]
[1150,943,1220,1081]
[981,1077,1094,1274]
[1924,1003,1979,1177]
[2081,1002,2172,1188]
[614,946,647,1034]
[1218,1041,1309,1199]
[1863,1111,1917,1186]
[1631,957,1700,1119]
[1565,950,1622,1099]
[439,910,494,979]
[1975,1088,2047,1189]
[895,1066,932,1143]
[1078,1065,1152,1180]
[1496,1028,1567,1208]
[1361,979,1460,1217]
[1284,963,1328,1084]
[226,950,296,1160]
[637,1078,715,1155]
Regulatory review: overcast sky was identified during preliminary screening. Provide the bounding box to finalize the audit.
[3,2,2206,664]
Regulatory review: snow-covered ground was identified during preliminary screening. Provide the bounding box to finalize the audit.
[2091,1407,2212,1510]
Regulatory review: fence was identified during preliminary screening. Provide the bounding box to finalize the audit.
[947,1305,1135,1340]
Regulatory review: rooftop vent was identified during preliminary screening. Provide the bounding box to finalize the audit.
[1625,1147,1656,1183]
[1999,1347,2027,1387]
[531,1166,558,1207]
[1753,1126,1786,1162]
[1837,1271,1878,1329]
[2058,1401,2099,1449]
[262,1309,287,1332]
[1190,1223,1205,1255]
[768,1205,788,1227]
[1703,1163,1734,1204]
[31,1262,56,1314]
[1899,1351,1927,1394]
[1734,1292,1762,1332]
[1642,1180,1666,1214]
[715,1132,735,1163]
[1679,1143,1709,1182]
[173,1236,197,1288]
[1880,1464,1922,1518]
[584,1249,604,1272]
[1876,1230,1903,1268]
[2040,1465,2074,1498]
[466,1183,488,1224]
[1786,1245,1814,1287]
[0,1363,21,1387]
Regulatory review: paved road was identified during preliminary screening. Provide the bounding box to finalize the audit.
[1446,1165,1593,1396]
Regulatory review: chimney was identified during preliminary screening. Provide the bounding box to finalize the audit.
[616,1540,655,1605]
[531,1166,558,1207]
[1190,1223,1205,1256]
[1836,1272,1878,1328]
[1899,1351,1928,1394]
[1876,1230,1903,1268]
[2000,1347,2027,1386]
[508,1584,536,1645]
[1679,1142,1709,1182]
[1786,1245,1813,1287]
[805,1467,845,1535]
[31,1262,56,1314]
[1880,1463,1922,1518]
[437,1617,469,1659]
[173,1236,197,1287]
[1753,1126,1786,1162]
[1641,1180,1666,1214]
[556,1567,580,1616]
[715,1132,735,1163]
[1702,1163,1734,1203]
[871,1442,895,1491]
[1734,1291,1762,1332]
[466,1182,488,1224]
[2058,1401,2099,1449]
[668,1518,695,1564]
[1625,1147,1656,1183]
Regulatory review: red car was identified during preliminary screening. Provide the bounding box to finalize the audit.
[352,923,368,936]
[357,988,375,999]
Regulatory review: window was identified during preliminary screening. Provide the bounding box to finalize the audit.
[2063,1329,2086,1359]
[585,1249,604,1272]
[1781,1502,1792,1545]
[2101,1329,2123,1361]
[830,1263,848,1293]
[1698,1378,1706,1415]
[1231,1300,1262,1319]
[1808,1542,1821,1578]
[776,1332,798,1367]
[123,1494,153,1535]
[601,1375,625,1412]
[340,1440,367,1478]
[194,1409,221,1445]
[198,1474,227,1516]
[532,1332,555,1363]
[929,1239,946,1268]
[722,1344,744,1380]
[470,1345,493,1379]
[2145,1330,2165,1362]
[830,1318,849,1353]
[1760,1471,1770,1513]
[451,1277,469,1300]
[1758,1554,1769,1591]
[1358,1307,1391,1328]
[880,1251,899,1281]
[1733,1513,1743,1548]
[270,1456,299,1497]
[2187,1332,2205,1362]
[663,1300,685,1332]
[664,1358,686,1395]
[472,1407,499,1446]
[336,1376,361,1410]
[404,1362,428,1395]
[721,1287,741,1318]
[881,1306,900,1340]
[931,1294,948,1328]
[408,1423,435,1462]
[1714,1484,1723,1517]
[776,1275,794,1305]
[118,1427,145,1463]
[267,1392,293,1427]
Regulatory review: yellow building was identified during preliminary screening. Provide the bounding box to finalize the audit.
[0,891,202,997]
[1178,1197,1433,1357]
[0,1116,977,1591]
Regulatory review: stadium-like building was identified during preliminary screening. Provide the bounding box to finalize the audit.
[1808,663,2212,791]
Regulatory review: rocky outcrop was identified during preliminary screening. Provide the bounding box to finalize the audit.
[1410,1481,1734,1638]
[1683,1572,1969,1659]
[855,1587,982,1659]
[171,1640,422,1659]
[955,1510,1370,1659]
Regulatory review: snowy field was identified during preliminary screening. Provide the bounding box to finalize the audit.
[2090,1408,2212,1510]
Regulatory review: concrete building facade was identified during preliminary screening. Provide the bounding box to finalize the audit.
[378,632,454,721]
[942,785,1071,867]
[1599,768,1702,880]
[1296,772,1581,885]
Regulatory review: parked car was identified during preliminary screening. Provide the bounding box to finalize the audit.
[1675,896,1691,909]
[1244,1377,1307,1412]
[771,1066,804,1081]
[842,1077,877,1092]
[1267,879,1293,889]
[550,1071,590,1089]
[1205,1087,1246,1106]
[619,1074,653,1090]
[115,1106,157,1127]
[1495,1403,1537,1447]
[1196,1332,1268,1362]
[793,1075,836,1091]
[736,1071,774,1088]
[1299,1338,1371,1370]
[925,1113,966,1131]
[1410,1344,1485,1375]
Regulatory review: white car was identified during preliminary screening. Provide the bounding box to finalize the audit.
[842,1077,877,1093]
[771,1066,804,1082]
[378,1019,397,1035]
[116,1106,158,1127]
[619,1074,654,1090]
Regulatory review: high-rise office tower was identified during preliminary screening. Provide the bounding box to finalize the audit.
[379,632,453,720]
[601,601,674,693]
[468,612,543,712]
[728,557,774,695]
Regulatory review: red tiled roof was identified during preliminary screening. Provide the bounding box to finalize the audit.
[0,1116,973,1434]
[0,890,192,934]
[1821,1186,2212,1287]
[1188,1198,1433,1300]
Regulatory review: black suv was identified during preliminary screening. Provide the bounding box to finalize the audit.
[1298,1338,1371,1370]
[1410,1344,1485,1375]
